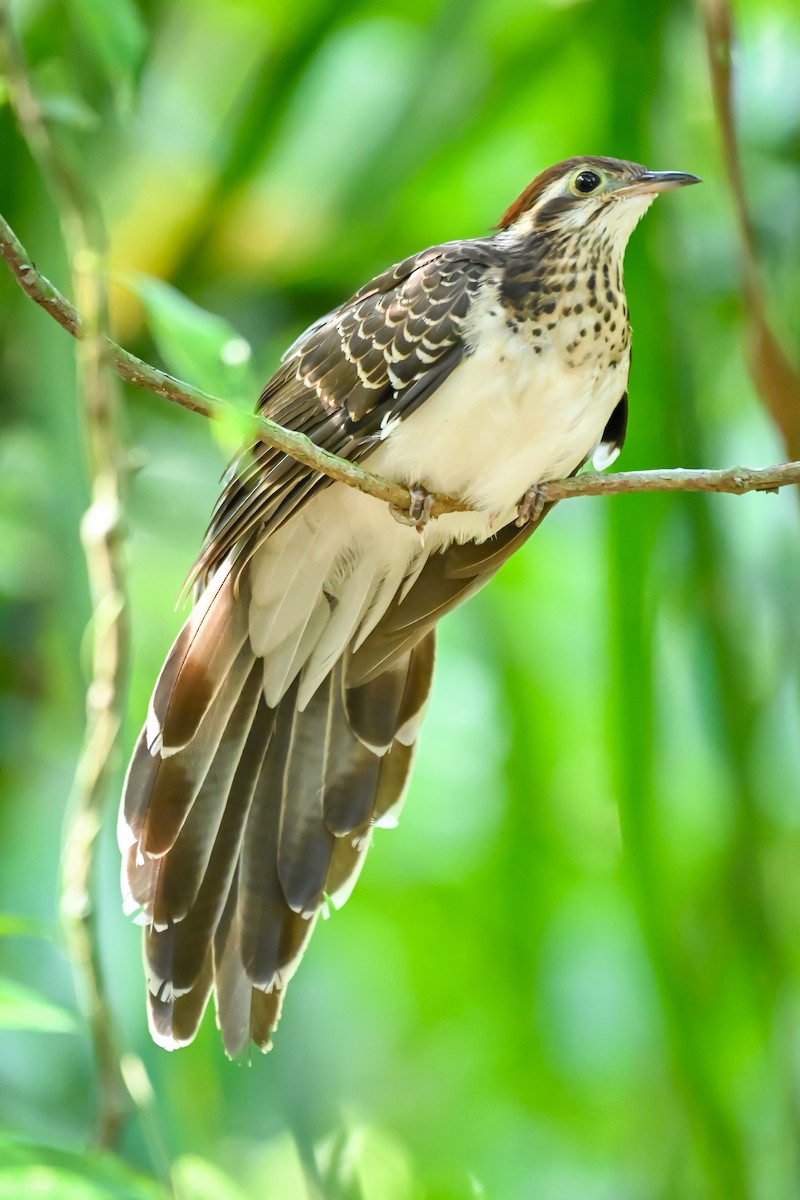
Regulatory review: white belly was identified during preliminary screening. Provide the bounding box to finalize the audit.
[249,306,628,708]
[367,301,628,544]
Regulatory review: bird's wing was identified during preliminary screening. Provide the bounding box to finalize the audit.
[592,391,628,470]
[192,240,498,584]
[121,239,513,1055]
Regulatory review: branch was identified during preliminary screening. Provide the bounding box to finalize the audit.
[0,208,799,508]
[0,211,467,518]
[543,461,800,500]
[1,0,129,1153]
[702,0,800,460]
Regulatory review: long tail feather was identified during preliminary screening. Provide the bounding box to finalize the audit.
[122,533,437,1054]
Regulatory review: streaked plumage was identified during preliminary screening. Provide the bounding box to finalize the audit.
[120,156,699,1055]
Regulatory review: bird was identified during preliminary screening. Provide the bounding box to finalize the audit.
[119,155,699,1056]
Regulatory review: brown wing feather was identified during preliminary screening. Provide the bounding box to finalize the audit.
[194,244,497,584]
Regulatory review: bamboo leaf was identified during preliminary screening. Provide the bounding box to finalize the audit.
[126,273,257,415]
[0,978,75,1033]
[66,0,146,86]
[0,914,53,940]
[0,1138,166,1199]
[171,1156,250,1200]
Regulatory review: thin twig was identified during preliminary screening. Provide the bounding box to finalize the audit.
[702,0,800,460]
[542,461,800,499]
[0,209,798,511]
[0,209,466,518]
[0,0,129,1151]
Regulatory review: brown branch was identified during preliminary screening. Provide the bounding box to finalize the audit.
[543,461,800,500]
[0,0,129,1152]
[701,0,800,460]
[0,210,467,519]
[0,201,799,510]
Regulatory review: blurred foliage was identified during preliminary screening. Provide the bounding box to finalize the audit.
[0,0,799,1197]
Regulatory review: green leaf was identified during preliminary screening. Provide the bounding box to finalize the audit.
[67,0,146,87]
[32,60,101,131]
[39,92,101,132]
[324,1124,418,1200]
[0,1137,167,1199]
[125,273,258,414]
[0,977,75,1033]
[171,1156,250,1200]
[0,913,55,939]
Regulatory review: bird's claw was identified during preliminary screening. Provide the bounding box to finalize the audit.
[389,485,434,533]
[516,482,549,527]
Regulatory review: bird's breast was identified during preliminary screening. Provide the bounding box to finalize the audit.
[248,292,631,682]
[367,293,629,541]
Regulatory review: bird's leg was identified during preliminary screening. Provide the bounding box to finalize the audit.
[516,482,550,527]
[389,485,434,533]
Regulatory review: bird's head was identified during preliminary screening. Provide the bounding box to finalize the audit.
[497,156,700,250]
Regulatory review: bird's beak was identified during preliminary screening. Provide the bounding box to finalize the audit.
[621,170,702,198]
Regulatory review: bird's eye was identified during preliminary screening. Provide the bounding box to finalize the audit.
[574,170,602,195]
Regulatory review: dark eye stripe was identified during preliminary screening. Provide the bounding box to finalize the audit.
[536,195,579,223]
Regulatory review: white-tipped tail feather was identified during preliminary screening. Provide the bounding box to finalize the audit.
[119,520,436,1055]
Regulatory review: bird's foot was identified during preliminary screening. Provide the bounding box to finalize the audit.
[389,485,434,533]
[516,482,550,527]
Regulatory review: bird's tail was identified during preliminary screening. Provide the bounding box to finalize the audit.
[119,560,434,1056]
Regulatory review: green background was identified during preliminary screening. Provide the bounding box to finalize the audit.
[0,0,799,1196]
